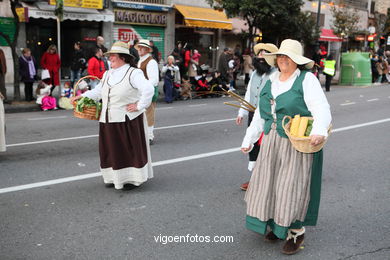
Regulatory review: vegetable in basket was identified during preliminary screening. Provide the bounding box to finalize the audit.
[289,115,314,137]
[75,97,102,119]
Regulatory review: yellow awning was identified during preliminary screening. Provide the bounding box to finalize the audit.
[175,4,232,30]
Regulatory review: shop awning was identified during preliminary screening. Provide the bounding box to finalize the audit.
[22,2,114,22]
[319,28,343,42]
[174,4,232,30]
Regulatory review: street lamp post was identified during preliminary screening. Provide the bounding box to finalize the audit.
[316,0,322,28]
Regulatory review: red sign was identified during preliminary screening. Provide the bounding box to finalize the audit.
[118,28,138,43]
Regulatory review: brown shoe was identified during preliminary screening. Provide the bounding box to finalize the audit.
[240,181,249,191]
[264,231,280,243]
[282,228,305,255]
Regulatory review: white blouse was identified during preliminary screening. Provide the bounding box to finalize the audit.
[137,53,159,87]
[82,64,154,111]
[242,69,332,149]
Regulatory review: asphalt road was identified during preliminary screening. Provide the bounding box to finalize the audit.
[1,85,389,259]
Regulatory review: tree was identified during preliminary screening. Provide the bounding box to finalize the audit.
[207,0,319,48]
[0,0,21,100]
[330,4,360,47]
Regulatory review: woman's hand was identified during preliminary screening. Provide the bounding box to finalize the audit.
[236,116,243,126]
[127,103,138,112]
[241,146,252,154]
[70,95,82,103]
[310,135,325,146]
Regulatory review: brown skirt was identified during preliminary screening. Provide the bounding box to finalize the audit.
[99,114,148,170]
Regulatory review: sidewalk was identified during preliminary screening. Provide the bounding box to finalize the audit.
[0,71,372,113]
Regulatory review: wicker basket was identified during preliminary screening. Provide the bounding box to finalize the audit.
[282,116,331,153]
[73,75,101,121]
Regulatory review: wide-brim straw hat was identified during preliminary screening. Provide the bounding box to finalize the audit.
[253,43,278,55]
[263,39,314,69]
[135,39,153,52]
[104,41,134,58]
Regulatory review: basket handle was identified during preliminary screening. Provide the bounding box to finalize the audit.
[72,75,100,97]
[282,115,292,132]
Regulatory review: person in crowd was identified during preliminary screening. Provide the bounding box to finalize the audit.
[209,70,228,93]
[161,55,180,104]
[242,48,254,86]
[380,55,389,83]
[0,92,5,152]
[87,48,106,89]
[149,40,160,62]
[375,56,384,84]
[58,81,74,110]
[194,70,210,92]
[40,44,61,94]
[323,54,336,92]
[236,43,278,191]
[241,39,331,255]
[36,77,57,111]
[312,48,322,79]
[188,48,199,84]
[230,54,241,90]
[130,39,140,64]
[171,41,183,68]
[218,47,231,81]
[370,54,379,83]
[180,75,192,100]
[182,44,192,78]
[385,50,390,82]
[19,48,38,101]
[191,49,201,70]
[75,79,89,96]
[0,48,8,103]
[70,42,86,88]
[135,39,159,145]
[96,36,109,70]
[71,41,154,189]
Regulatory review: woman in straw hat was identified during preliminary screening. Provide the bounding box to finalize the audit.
[71,41,155,189]
[241,39,332,255]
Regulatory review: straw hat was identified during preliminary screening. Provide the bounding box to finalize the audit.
[135,39,153,52]
[104,41,134,58]
[263,39,314,69]
[253,43,278,56]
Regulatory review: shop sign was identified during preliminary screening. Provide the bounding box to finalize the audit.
[114,9,167,26]
[16,7,29,23]
[112,2,171,12]
[0,17,16,46]
[355,35,365,41]
[49,0,103,10]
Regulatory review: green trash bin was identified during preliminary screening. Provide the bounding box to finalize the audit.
[339,52,372,86]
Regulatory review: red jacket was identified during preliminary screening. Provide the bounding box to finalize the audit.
[40,52,61,86]
[184,50,191,67]
[87,56,105,79]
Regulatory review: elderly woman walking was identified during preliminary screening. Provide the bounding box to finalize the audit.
[161,55,180,103]
[241,39,332,255]
[71,41,154,189]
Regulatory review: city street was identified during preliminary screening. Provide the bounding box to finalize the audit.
[0,85,389,259]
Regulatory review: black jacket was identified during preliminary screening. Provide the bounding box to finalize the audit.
[19,56,37,82]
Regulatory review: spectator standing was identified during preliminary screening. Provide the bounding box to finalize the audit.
[96,36,109,70]
[323,54,336,91]
[242,49,254,86]
[161,55,180,103]
[70,42,86,88]
[135,39,159,145]
[0,48,7,102]
[19,48,38,101]
[149,40,160,62]
[87,48,106,89]
[130,39,140,64]
[375,56,384,83]
[218,48,230,82]
[41,44,61,94]
[182,44,192,77]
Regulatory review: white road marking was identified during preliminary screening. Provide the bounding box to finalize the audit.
[188,104,207,107]
[0,147,240,194]
[367,98,379,102]
[157,107,173,110]
[340,102,356,106]
[6,118,236,147]
[28,116,68,121]
[1,118,390,194]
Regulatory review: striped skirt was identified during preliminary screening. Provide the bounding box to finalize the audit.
[245,125,317,237]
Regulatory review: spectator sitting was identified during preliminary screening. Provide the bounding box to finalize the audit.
[58,81,74,110]
[209,70,228,93]
[180,75,192,100]
[36,78,57,111]
[195,71,210,92]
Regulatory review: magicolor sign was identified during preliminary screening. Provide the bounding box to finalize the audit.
[114,9,167,26]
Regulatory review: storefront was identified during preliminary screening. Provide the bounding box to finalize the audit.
[319,28,343,62]
[174,4,232,69]
[21,1,114,78]
[112,1,170,61]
